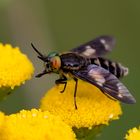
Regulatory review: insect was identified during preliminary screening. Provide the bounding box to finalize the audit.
[31,35,136,109]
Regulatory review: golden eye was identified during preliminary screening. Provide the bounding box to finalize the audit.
[51,56,61,69]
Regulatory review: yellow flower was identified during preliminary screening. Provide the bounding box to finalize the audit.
[125,126,140,140]
[0,109,76,140]
[40,80,122,128]
[0,111,5,127]
[0,43,34,97]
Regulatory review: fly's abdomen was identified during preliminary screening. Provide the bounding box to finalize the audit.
[90,57,129,78]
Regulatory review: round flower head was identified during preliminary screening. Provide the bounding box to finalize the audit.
[125,126,140,140]
[40,80,122,128]
[0,112,5,127]
[0,43,34,98]
[0,109,76,140]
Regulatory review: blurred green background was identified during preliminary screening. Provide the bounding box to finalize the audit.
[0,0,140,139]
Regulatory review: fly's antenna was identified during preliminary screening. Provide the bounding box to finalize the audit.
[31,43,44,58]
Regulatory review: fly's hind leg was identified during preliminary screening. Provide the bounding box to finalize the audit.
[73,78,78,109]
[55,76,67,93]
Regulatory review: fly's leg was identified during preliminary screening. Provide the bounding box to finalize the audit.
[35,70,47,78]
[55,76,67,93]
[56,76,78,109]
[73,78,78,109]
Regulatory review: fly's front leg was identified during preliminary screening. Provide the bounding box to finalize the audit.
[55,76,67,93]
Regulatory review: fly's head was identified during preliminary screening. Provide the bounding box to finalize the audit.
[31,43,61,78]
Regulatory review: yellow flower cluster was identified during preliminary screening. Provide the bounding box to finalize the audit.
[0,42,125,139]
[40,80,122,128]
[0,112,5,127]
[0,43,34,89]
[0,109,76,140]
[125,126,140,140]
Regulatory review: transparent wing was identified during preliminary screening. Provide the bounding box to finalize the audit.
[73,64,136,104]
[71,35,116,58]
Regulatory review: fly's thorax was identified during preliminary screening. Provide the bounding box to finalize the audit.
[60,52,89,70]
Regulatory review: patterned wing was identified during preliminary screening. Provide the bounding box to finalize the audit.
[71,35,116,58]
[73,64,136,104]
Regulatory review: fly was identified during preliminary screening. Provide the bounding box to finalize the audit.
[31,35,136,109]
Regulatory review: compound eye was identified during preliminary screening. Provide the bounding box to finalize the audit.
[51,56,61,69]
